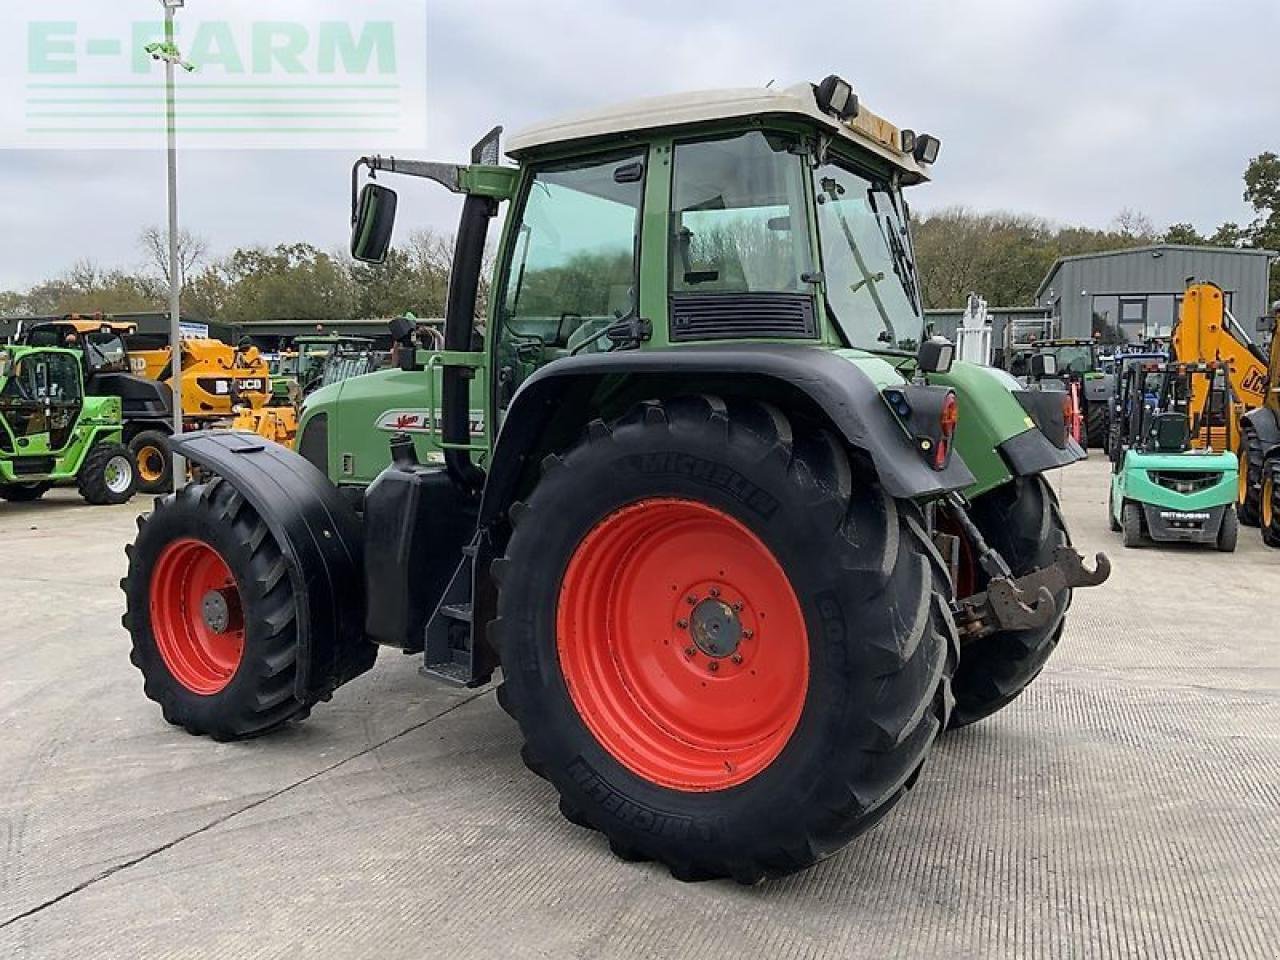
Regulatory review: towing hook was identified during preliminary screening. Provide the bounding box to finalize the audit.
[955,546,1112,639]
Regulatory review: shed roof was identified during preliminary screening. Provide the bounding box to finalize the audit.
[1035,244,1278,301]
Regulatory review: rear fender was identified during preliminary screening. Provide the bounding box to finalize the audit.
[169,431,375,700]
[479,343,976,531]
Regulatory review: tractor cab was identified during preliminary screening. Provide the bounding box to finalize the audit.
[0,345,85,452]
[23,317,135,378]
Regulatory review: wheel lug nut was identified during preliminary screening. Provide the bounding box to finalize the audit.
[676,619,689,629]
[731,654,743,665]
[707,661,719,672]
[743,629,754,639]
[686,595,698,605]
[731,601,743,613]
[709,586,721,598]
[684,647,697,658]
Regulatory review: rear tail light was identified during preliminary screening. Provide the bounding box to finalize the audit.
[934,392,958,469]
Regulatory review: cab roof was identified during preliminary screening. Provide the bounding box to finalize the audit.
[34,317,136,335]
[507,82,934,184]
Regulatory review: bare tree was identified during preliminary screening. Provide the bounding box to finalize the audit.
[139,226,210,291]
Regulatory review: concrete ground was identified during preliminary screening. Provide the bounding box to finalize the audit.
[0,458,1277,959]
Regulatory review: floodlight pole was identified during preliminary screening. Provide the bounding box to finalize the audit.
[162,0,185,486]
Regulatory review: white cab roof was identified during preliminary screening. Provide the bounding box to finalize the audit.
[506,82,933,183]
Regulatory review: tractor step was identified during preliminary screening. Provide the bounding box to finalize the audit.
[439,602,472,623]
[422,545,490,688]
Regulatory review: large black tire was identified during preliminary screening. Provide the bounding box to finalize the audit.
[493,396,957,882]
[1261,463,1280,549]
[1108,484,1121,532]
[1238,424,1264,527]
[122,478,312,739]
[1217,504,1239,553]
[129,429,174,495]
[1122,502,1145,549]
[947,475,1070,728]
[0,482,52,502]
[1085,401,1108,449]
[77,442,137,505]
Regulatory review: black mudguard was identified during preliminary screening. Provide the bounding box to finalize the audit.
[480,343,975,526]
[169,431,376,700]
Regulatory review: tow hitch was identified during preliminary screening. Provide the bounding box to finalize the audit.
[941,493,1111,639]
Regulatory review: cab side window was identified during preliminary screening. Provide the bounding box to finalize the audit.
[498,149,645,356]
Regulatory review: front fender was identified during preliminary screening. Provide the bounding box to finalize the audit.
[169,431,375,700]
[480,344,975,528]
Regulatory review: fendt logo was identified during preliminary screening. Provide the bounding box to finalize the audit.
[0,1,426,150]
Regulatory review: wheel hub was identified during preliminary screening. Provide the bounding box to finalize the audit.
[688,596,742,658]
[201,588,239,634]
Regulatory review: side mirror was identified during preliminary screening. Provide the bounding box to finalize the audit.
[916,336,955,374]
[1257,314,1276,335]
[351,183,398,264]
[1031,353,1058,378]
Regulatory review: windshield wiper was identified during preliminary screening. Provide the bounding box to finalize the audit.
[867,190,922,316]
[819,177,897,347]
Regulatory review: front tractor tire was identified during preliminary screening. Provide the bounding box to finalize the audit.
[947,474,1072,728]
[78,442,137,505]
[0,482,52,502]
[129,430,174,495]
[493,396,957,882]
[123,478,312,740]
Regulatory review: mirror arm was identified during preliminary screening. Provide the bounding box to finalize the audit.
[352,156,465,225]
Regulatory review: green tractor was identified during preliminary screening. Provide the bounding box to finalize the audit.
[0,343,137,505]
[1108,359,1238,550]
[121,76,1109,881]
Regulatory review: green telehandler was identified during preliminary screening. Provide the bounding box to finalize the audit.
[121,76,1109,881]
[0,343,137,505]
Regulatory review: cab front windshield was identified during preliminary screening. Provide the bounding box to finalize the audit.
[83,332,129,373]
[1043,344,1095,375]
[814,159,924,352]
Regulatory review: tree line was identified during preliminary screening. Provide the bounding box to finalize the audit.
[3,155,1276,323]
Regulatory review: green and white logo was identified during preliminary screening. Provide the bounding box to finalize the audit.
[3,0,426,149]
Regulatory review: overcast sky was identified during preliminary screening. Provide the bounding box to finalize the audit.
[2,0,1278,291]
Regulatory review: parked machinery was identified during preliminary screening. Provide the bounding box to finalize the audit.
[1240,300,1280,543]
[21,316,272,493]
[0,343,136,505]
[1108,359,1238,550]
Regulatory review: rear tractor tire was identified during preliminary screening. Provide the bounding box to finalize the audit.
[493,396,957,882]
[1085,402,1108,449]
[946,475,1072,729]
[78,443,137,505]
[129,430,174,495]
[0,482,52,502]
[122,477,312,739]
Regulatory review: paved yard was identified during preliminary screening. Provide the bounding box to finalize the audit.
[1,457,1277,959]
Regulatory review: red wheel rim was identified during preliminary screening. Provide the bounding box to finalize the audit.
[557,498,808,792]
[149,539,245,695]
